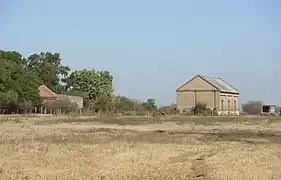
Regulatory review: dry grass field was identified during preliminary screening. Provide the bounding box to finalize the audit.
[0,115,281,180]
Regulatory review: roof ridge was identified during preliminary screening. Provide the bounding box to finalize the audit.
[199,75,220,90]
[201,75,215,79]
[201,76,239,94]
[217,77,240,92]
[202,75,223,81]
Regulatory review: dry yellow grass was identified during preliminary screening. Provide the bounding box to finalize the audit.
[0,116,281,180]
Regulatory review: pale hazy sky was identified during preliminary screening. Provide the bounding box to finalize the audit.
[1,0,280,105]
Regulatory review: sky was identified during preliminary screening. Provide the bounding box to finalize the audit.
[1,0,280,106]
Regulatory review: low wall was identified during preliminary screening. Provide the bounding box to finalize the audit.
[57,94,83,108]
[217,111,240,116]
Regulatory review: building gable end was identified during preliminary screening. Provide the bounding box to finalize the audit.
[176,74,219,92]
[38,85,57,98]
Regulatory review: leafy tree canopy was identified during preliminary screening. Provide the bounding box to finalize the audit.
[64,69,114,111]
[0,50,42,111]
[26,52,70,93]
[242,101,263,115]
[0,49,160,114]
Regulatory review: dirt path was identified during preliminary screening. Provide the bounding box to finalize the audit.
[189,152,215,180]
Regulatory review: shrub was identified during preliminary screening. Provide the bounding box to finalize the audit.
[191,102,214,116]
[158,106,179,115]
[192,102,206,115]
[152,109,167,117]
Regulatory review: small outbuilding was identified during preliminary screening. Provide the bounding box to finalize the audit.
[38,85,83,109]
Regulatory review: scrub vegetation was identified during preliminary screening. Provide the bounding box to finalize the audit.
[0,115,281,180]
[1,49,280,179]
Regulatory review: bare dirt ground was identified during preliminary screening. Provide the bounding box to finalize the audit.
[0,116,281,180]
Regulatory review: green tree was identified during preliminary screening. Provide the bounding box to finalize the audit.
[65,69,114,111]
[0,54,18,107]
[0,50,22,107]
[114,95,143,112]
[142,98,157,112]
[0,50,42,112]
[2,49,165,115]
[15,68,43,107]
[27,52,70,93]
[242,101,262,115]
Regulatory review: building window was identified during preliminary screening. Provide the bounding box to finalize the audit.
[194,91,197,105]
[228,100,230,110]
[221,100,224,110]
[234,100,237,111]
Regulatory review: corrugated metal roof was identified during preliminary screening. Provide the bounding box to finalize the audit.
[202,76,239,94]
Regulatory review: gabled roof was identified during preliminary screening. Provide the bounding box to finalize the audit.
[176,74,239,94]
[202,75,239,94]
[38,84,57,98]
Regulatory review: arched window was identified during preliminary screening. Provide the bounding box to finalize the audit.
[221,100,224,110]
